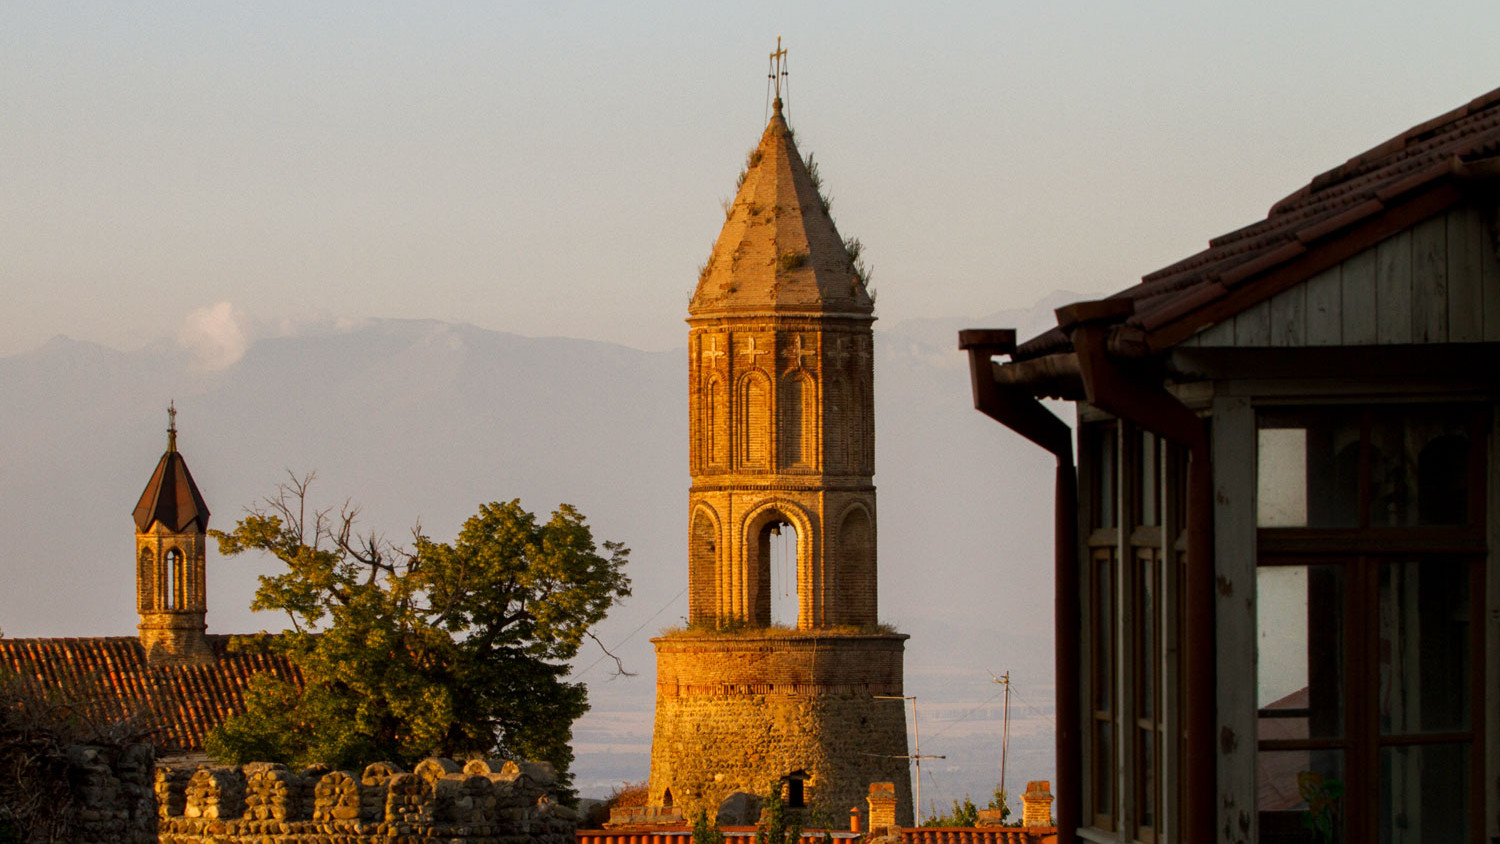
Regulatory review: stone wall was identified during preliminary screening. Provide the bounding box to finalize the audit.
[649,633,913,826]
[52,743,158,844]
[155,757,577,843]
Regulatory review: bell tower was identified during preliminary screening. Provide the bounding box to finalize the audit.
[649,50,912,825]
[684,91,877,631]
[133,403,213,666]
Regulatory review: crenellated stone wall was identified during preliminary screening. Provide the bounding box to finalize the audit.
[60,743,159,844]
[155,757,577,843]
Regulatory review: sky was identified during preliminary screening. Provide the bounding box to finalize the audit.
[4,2,1499,360]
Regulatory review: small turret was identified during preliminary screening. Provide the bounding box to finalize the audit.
[133,402,213,665]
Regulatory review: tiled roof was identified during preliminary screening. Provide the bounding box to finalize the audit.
[689,99,874,318]
[133,448,210,532]
[1016,84,1500,360]
[0,635,299,753]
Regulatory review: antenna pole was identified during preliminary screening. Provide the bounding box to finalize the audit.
[995,671,1012,812]
[876,694,929,825]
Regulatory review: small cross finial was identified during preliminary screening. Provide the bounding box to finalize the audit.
[167,400,178,453]
[768,36,788,110]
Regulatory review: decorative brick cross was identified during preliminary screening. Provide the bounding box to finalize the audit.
[742,336,769,368]
[702,335,725,368]
[790,334,817,369]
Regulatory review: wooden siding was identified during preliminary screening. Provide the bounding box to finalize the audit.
[1211,397,1257,844]
[1183,203,1500,348]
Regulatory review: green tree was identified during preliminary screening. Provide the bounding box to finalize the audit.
[921,796,978,827]
[755,781,801,844]
[986,786,1012,825]
[692,810,726,844]
[204,474,631,779]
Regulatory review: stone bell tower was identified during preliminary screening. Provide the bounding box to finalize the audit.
[133,403,213,666]
[648,63,912,824]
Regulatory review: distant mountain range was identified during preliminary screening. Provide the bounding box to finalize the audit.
[0,293,1077,805]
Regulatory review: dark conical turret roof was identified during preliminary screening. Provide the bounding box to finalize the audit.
[689,100,873,317]
[132,414,209,533]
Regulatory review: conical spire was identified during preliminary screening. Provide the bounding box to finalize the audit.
[689,102,873,317]
[133,404,210,533]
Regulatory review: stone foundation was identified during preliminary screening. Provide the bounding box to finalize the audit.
[648,632,912,826]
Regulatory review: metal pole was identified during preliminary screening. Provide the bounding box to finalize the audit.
[1000,672,1010,814]
[911,696,921,825]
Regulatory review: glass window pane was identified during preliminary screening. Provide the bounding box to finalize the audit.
[1094,720,1114,818]
[1135,727,1156,830]
[1369,410,1471,527]
[1097,428,1117,529]
[1258,410,1361,528]
[1094,551,1114,712]
[1139,431,1159,526]
[1257,749,1343,842]
[1136,553,1156,720]
[1258,565,1343,740]
[1258,427,1308,527]
[1379,743,1468,844]
[1380,561,1471,735]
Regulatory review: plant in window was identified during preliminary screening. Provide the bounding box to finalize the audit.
[1297,771,1343,844]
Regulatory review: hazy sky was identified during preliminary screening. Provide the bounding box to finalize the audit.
[3,2,1498,359]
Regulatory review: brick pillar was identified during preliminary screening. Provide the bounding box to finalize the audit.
[1021,781,1053,828]
[867,783,897,837]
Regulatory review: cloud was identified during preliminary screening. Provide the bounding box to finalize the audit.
[180,301,251,370]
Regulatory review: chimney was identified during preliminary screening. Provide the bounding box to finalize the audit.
[866,783,898,837]
[1021,781,1054,828]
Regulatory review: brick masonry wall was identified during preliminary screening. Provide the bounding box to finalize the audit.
[648,634,913,827]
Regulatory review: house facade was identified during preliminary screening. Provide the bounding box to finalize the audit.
[964,86,1500,842]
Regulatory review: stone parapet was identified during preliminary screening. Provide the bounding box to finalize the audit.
[155,757,576,843]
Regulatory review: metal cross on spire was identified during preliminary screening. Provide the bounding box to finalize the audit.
[768,36,788,108]
[167,399,178,452]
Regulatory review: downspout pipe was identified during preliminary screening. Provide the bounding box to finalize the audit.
[959,329,1080,844]
[1058,302,1214,844]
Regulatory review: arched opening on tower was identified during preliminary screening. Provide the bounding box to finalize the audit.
[138,547,155,612]
[837,508,876,626]
[757,519,800,628]
[164,548,182,610]
[689,510,719,625]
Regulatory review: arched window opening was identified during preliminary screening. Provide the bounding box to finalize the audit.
[662,788,674,809]
[838,509,876,626]
[850,381,870,473]
[689,512,719,625]
[780,374,814,469]
[739,374,770,469]
[706,379,727,468]
[828,376,849,472]
[753,516,800,628]
[138,547,155,612]
[164,548,182,610]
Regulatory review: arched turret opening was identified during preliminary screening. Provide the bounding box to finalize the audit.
[738,372,772,470]
[837,507,876,626]
[746,506,809,628]
[689,509,720,625]
[164,547,182,610]
[780,372,815,470]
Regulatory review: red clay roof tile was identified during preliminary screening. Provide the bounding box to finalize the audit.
[0,636,299,753]
[1013,84,1500,361]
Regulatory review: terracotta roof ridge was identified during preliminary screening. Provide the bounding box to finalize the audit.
[1268,86,1500,215]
